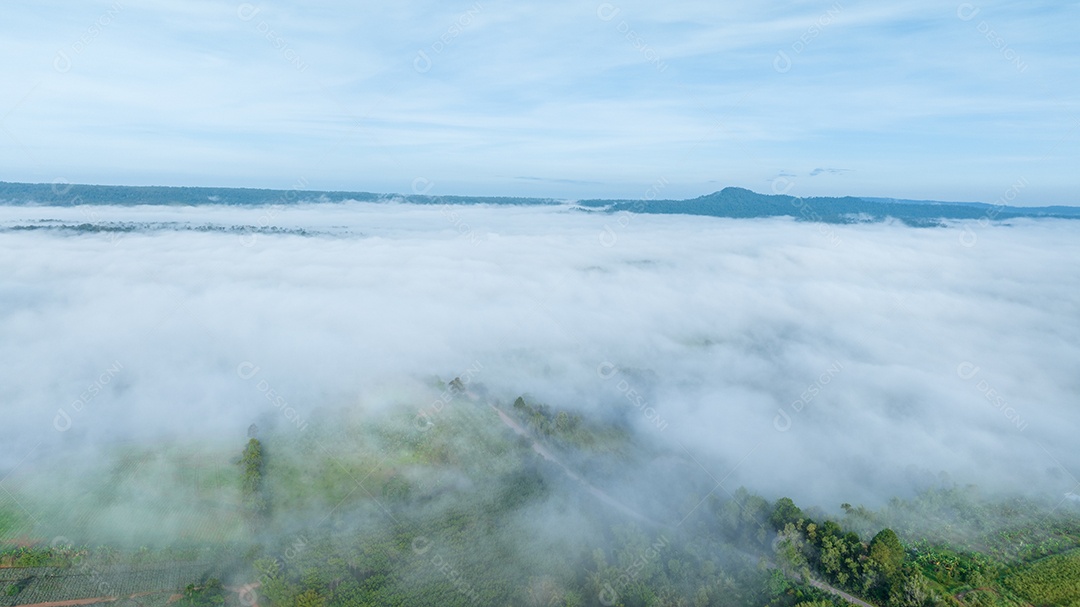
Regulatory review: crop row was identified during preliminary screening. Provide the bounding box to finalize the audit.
[1,563,214,606]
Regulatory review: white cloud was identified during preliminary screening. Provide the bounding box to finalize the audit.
[1,204,1078,511]
[1,1,1077,203]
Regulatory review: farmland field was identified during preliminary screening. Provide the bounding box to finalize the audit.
[1002,548,1080,607]
[0,563,218,607]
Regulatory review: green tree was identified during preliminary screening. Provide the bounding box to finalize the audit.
[179,579,225,607]
[777,523,808,575]
[769,497,804,530]
[294,588,325,607]
[869,529,905,578]
[240,438,267,516]
[555,411,571,434]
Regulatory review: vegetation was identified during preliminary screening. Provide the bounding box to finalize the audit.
[0,181,560,208]
[509,395,630,454]
[0,562,218,607]
[1001,549,1080,607]
[240,438,267,517]
[3,181,1078,224]
[179,578,225,607]
[1,383,1078,606]
[580,186,1080,224]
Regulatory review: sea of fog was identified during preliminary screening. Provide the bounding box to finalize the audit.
[1,201,1078,509]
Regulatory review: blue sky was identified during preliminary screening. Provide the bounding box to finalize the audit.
[1,0,1077,204]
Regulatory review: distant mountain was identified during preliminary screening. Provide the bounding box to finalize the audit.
[1,181,1076,225]
[579,187,1080,225]
[860,196,989,207]
[0,181,561,207]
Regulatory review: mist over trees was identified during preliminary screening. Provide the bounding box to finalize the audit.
[1,202,1078,606]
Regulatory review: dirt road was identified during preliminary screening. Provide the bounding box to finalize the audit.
[489,403,665,527]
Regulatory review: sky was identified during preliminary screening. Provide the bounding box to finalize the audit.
[2,205,1079,511]
[1,1,1078,204]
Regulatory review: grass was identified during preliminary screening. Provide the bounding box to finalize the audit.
[1001,548,1080,607]
[0,506,28,542]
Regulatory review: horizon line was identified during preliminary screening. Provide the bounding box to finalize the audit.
[3,179,1075,209]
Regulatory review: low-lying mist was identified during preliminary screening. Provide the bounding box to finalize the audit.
[2,201,1078,547]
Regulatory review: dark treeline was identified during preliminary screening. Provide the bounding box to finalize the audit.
[579,187,1080,224]
[3,388,1079,607]
[0,182,560,207]
[2,182,1077,225]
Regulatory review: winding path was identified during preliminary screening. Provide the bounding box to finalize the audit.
[807,579,877,607]
[488,402,666,527]
[486,394,878,607]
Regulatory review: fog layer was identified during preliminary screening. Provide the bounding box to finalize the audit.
[1,202,1078,512]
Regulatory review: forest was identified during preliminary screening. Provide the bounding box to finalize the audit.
[2,380,1079,607]
[3,181,1079,225]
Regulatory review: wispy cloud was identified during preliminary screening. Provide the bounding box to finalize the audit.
[0,1,1077,203]
[1,204,1078,507]
[810,167,850,177]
